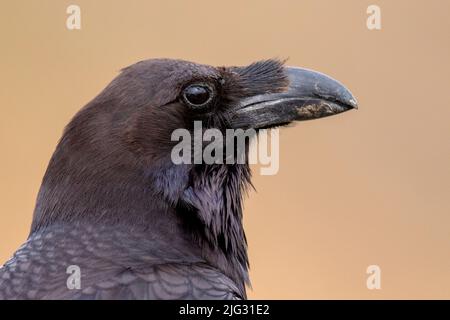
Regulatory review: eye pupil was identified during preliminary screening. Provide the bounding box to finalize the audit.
[183,85,212,107]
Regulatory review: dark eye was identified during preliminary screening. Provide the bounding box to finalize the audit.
[182,84,213,108]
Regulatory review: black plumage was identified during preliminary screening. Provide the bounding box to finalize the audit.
[0,59,356,299]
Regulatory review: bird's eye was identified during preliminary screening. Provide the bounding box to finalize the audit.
[181,84,213,109]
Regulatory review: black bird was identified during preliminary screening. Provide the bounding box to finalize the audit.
[0,59,357,299]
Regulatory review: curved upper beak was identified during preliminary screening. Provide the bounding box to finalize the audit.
[231,67,358,129]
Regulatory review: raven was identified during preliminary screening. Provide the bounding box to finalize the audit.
[0,59,356,299]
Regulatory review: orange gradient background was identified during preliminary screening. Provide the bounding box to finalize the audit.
[0,0,449,299]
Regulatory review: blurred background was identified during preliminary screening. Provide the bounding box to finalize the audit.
[0,0,449,299]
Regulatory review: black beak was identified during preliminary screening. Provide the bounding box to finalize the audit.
[231,67,358,129]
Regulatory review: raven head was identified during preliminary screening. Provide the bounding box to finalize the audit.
[96,59,357,163]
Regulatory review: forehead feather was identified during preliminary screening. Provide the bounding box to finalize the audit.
[106,59,220,107]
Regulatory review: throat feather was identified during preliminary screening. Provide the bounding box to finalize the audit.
[180,163,251,283]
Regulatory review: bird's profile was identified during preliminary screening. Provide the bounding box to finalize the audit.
[0,58,357,299]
